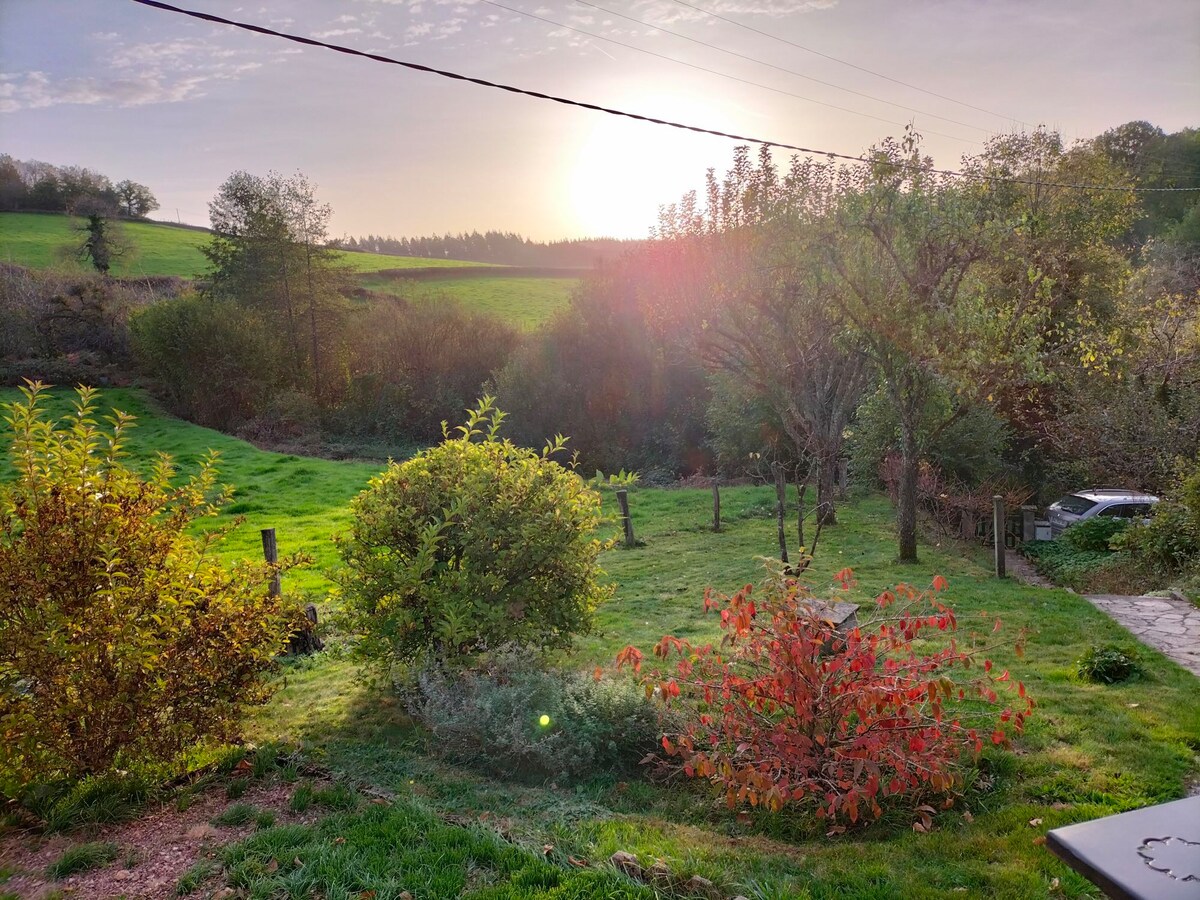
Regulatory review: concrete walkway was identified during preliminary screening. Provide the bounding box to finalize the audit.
[1083,594,1200,677]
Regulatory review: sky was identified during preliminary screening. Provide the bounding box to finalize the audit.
[1,0,1197,241]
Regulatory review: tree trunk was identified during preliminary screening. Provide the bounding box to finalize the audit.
[794,474,806,552]
[772,463,789,565]
[897,411,919,563]
[816,453,838,526]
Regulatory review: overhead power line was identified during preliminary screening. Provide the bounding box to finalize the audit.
[127,0,1200,194]
[476,0,979,145]
[570,0,993,135]
[666,0,1031,128]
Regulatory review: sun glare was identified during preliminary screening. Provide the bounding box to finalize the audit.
[567,92,740,238]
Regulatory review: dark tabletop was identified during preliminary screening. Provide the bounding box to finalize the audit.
[1046,795,1200,899]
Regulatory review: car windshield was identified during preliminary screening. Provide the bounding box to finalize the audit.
[1055,495,1098,515]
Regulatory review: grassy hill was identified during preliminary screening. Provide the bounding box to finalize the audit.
[0,212,491,278]
[358,274,575,329]
[0,386,380,595]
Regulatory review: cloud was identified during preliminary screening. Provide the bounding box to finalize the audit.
[0,71,208,113]
[1,33,278,114]
[630,0,837,27]
[312,27,364,38]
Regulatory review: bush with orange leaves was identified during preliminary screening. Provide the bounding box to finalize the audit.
[616,567,1033,829]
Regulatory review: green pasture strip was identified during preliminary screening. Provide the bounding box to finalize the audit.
[0,212,487,278]
[356,275,576,329]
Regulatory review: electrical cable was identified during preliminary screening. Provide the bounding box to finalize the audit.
[476,0,980,144]
[127,0,1200,193]
[665,0,1030,127]
[569,0,994,135]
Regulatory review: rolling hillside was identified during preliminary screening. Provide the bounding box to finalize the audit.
[357,275,575,328]
[0,212,492,278]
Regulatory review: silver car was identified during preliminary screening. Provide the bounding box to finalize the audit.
[1046,488,1159,538]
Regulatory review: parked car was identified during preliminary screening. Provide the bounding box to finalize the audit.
[1046,488,1159,537]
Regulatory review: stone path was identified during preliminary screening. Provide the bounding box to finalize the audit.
[1004,550,1200,677]
[1083,594,1200,678]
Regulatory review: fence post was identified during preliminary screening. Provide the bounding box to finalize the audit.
[712,481,721,532]
[615,489,636,548]
[261,527,281,597]
[1021,505,1036,543]
[992,496,1006,578]
[773,463,789,565]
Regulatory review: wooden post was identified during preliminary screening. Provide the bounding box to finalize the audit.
[1021,505,1036,543]
[712,481,721,532]
[992,496,1006,578]
[615,489,636,548]
[773,463,789,565]
[261,527,281,596]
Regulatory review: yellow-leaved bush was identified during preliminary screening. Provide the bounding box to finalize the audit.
[0,383,301,792]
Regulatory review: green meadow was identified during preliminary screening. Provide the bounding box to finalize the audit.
[2,386,1196,897]
[0,212,489,278]
[358,274,577,328]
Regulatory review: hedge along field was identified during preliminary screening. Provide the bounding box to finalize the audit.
[0,212,490,278]
[2,388,1198,897]
[357,274,577,329]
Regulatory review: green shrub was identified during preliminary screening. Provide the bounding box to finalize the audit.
[413,650,664,781]
[1076,645,1140,684]
[130,293,282,431]
[337,397,611,670]
[1061,516,1130,552]
[1120,467,1200,574]
[0,384,302,796]
[46,842,118,879]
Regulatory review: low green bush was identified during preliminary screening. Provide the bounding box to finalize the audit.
[1120,501,1200,574]
[1061,517,1130,552]
[337,397,611,672]
[1076,645,1140,684]
[413,651,665,782]
[1022,539,1113,589]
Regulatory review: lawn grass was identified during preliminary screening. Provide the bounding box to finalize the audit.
[1,389,1197,897]
[248,487,1200,898]
[221,801,655,899]
[0,212,487,279]
[357,274,576,329]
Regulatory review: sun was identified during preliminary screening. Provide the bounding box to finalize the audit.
[567,92,741,238]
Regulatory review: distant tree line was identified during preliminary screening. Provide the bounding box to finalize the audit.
[0,154,158,218]
[341,230,645,267]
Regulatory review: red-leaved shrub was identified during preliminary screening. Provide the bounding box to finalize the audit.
[616,568,1033,828]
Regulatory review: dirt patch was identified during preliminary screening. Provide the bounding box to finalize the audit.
[0,777,333,899]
